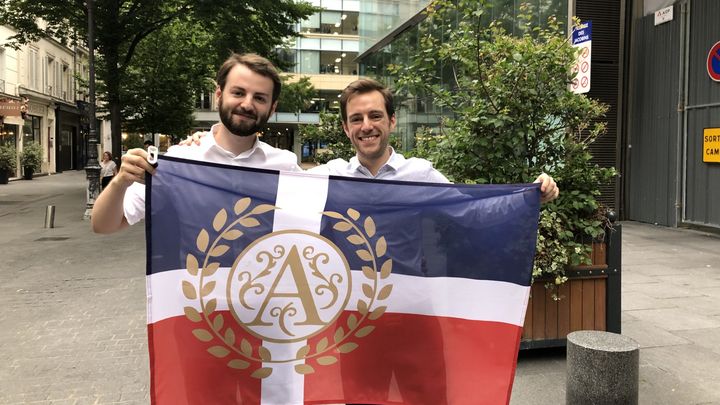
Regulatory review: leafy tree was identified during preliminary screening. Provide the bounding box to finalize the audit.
[276,76,316,113]
[391,0,616,285]
[121,20,213,141]
[298,111,353,164]
[0,0,317,159]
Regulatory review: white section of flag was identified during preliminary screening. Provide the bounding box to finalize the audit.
[263,171,329,405]
[147,268,530,327]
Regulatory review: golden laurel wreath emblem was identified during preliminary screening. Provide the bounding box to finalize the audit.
[182,197,394,379]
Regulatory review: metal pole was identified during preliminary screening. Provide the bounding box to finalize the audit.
[44,205,56,228]
[83,0,101,220]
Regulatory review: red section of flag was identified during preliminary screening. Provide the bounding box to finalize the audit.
[149,311,522,404]
[148,313,263,404]
[302,311,523,405]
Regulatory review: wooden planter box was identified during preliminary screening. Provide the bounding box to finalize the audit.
[520,224,622,350]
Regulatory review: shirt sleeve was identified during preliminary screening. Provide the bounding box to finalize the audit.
[123,182,146,225]
[426,167,451,184]
[306,164,330,175]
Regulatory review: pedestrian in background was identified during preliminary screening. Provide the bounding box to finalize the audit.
[99,151,117,190]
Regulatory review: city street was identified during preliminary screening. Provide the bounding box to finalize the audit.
[1,171,719,404]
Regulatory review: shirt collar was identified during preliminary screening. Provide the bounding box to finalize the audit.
[348,147,403,176]
[208,123,266,159]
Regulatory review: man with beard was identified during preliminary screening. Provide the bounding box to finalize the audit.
[91,53,300,234]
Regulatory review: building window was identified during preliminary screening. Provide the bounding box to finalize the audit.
[319,51,357,75]
[195,91,213,110]
[22,115,41,147]
[62,63,71,100]
[0,48,5,92]
[45,55,55,95]
[1,124,18,147]
[299,50,320,74]
[301,13,320,33]
[301,11,358,35]
[27,48,39,90]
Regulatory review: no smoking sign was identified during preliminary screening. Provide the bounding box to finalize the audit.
[571,22,592,94]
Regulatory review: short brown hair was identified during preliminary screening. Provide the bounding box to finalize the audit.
[216,53,282,103]
[339,79,395,123]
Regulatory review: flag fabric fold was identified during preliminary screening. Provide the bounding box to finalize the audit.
[146,155,540,405]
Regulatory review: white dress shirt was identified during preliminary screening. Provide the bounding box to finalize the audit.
[123,125,301,225]
[307,148,450,183]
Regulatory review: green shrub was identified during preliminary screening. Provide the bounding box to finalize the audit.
[390,1,617,286]
[0,144,17,173]
[20,141,42,171]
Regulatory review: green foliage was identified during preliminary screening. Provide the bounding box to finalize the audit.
[20,142,42,170]
[0,144,17,173]
[121,20,214,141]
[0,0,318,159]
[298,111,354,164]
[277,76,317,113]
[122,134,146,152]
[391,0,617,284]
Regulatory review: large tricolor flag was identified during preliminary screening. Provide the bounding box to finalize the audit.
[146,156,540,405]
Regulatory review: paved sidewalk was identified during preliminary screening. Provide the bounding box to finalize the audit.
[0,171,719,404]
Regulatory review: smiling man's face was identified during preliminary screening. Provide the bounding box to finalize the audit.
[342,90,396,166]
[216,63,276,137]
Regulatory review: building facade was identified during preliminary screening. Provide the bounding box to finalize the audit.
[625,0,720,229]
[356,0,720,230]
[192,0,361,161]
[0,24,90,178]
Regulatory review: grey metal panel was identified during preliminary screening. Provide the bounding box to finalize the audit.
[625,7,680,226]
[687,0,720,107]
[684,0,720,227]
[685,109,720,226]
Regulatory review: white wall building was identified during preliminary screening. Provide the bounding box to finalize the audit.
[1,24,89,178]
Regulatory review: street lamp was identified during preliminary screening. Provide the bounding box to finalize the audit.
[83,0,100,220]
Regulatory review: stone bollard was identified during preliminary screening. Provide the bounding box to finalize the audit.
[566,330,639,405]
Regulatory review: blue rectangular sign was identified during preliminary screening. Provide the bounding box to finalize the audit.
[572,21,592,45]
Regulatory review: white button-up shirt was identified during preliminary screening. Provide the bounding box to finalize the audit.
[123,125,301,225]
[308,148,450,183]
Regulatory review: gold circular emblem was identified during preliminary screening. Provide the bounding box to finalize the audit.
[182,199,394,378]
[227,230,351,343]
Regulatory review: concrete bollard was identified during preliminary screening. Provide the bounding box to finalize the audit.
[566,330,639,405]
[44,205,56,228]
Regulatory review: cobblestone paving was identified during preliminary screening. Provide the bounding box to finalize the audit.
[0,172,149,404]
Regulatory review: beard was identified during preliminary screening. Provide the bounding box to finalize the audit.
[218,95,270,137]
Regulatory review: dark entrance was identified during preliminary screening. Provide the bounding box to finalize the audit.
[59,125,75,171]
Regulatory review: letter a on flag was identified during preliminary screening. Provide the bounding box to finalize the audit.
[146,156,540,405]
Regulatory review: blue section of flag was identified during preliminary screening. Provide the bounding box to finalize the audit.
[147,156,279,274]
[320,176,539,286]
[148,156,540,287]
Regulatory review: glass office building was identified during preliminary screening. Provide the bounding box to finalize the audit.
[357,0,569,149]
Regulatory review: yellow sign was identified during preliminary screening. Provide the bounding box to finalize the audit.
[704,128,720,163]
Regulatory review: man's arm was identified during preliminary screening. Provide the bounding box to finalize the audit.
[91,149,156,234]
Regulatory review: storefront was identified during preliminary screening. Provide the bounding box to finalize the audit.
[55,103,82,172]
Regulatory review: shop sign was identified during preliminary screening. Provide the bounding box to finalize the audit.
[704,128,720,163]
[0,100,22,117]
